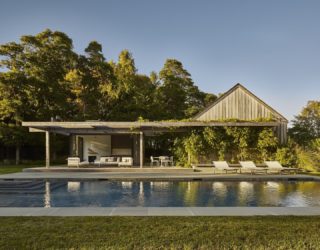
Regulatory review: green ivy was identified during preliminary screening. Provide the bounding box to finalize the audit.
[172,127,280,167]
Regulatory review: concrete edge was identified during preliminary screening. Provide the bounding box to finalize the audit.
[0,175,319,182]
[0,207,320,216]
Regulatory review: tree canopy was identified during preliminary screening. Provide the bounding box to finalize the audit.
[0,29,216,163]
[289,101,320,147]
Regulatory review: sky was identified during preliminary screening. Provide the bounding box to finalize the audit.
[0,0,320,122]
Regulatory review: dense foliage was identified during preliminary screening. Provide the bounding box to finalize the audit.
[288,101,320,172]
[0,29,215,163]
[172,127,279,166]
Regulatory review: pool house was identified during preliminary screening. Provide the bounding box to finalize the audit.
[22,83,288,168]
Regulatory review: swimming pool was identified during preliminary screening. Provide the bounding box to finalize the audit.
[0,180,319,207]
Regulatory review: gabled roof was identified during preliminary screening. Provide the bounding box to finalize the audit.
[194,83,288,122]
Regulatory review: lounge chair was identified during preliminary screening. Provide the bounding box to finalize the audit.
[212,161,239,174]
[239,161,268,174]
[264,161,298,174]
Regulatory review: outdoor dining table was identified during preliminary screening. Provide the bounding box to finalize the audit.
[158,156,174,166]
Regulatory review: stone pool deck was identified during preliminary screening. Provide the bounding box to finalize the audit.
[0,207,320,216]
[0,170,319,181]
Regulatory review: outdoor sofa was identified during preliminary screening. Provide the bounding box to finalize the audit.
[95,157,120,167]
[118,157,133,167]
[68,156,133,167]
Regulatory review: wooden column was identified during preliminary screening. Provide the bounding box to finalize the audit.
[139,132,144,168]
[45,131,50,168]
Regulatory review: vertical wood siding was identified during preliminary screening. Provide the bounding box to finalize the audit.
[197,88,276,121]
[196,86,288,143]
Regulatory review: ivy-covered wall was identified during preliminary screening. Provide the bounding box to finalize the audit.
[171,127,280,167]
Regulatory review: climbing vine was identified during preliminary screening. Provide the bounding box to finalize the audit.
[171,126,280,167]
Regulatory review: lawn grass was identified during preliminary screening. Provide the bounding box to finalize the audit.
[0,164,46,174]
[0,217,320,249]
[0,165,27,174]
[0,161,47,174]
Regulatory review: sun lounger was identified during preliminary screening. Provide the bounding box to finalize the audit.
[264,161,298,174]
[212,161,239,174]
[239,161,268,174]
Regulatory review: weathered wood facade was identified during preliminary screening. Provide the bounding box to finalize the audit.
[194,83,288,143]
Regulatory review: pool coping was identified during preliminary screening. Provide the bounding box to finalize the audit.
[0,207,320,216]
[0,172,319,182]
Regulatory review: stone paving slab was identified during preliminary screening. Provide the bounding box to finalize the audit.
[0,207,319,216]
[0,172,318,181]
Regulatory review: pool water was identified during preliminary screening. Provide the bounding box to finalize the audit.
[0,180,319,207]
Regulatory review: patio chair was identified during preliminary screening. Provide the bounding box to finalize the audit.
[239,161,268,174]
[150,156,160,167]
[212,161,239,174]
[170,156,174,166]
[264,161,298,174]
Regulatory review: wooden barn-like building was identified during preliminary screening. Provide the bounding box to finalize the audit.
[194,83,288,143]
[22,83,288,167]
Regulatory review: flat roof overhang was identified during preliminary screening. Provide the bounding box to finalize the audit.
[22,121,281,136]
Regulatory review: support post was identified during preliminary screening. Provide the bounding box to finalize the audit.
[140,132,144,168]
[45,131,50,168]
[75,135,79,156]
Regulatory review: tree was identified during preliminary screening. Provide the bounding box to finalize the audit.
[156,59,209,119]
[65,41,115,120]
[0,29,76,163]
[108,50,158,120]
[289,101,320,147]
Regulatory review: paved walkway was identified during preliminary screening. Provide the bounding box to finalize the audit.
[0,171,318,181]
[0,207,319,216]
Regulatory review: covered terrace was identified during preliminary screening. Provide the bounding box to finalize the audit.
[22,120,281,168]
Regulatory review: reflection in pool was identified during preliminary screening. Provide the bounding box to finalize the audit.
[0,180,319,207]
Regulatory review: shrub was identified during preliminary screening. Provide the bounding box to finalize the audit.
[296,147,320,172]
[275,147,298,167]
[257,128,278,161]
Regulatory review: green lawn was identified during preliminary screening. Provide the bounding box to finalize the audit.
[0,164,38,174]
[0,165,27,174]
[0,217,319,249]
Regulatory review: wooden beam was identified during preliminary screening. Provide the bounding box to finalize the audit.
[45,131,50,168]
[29,128,45,132]
[140,132,144,168]
[22,121,282,129]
